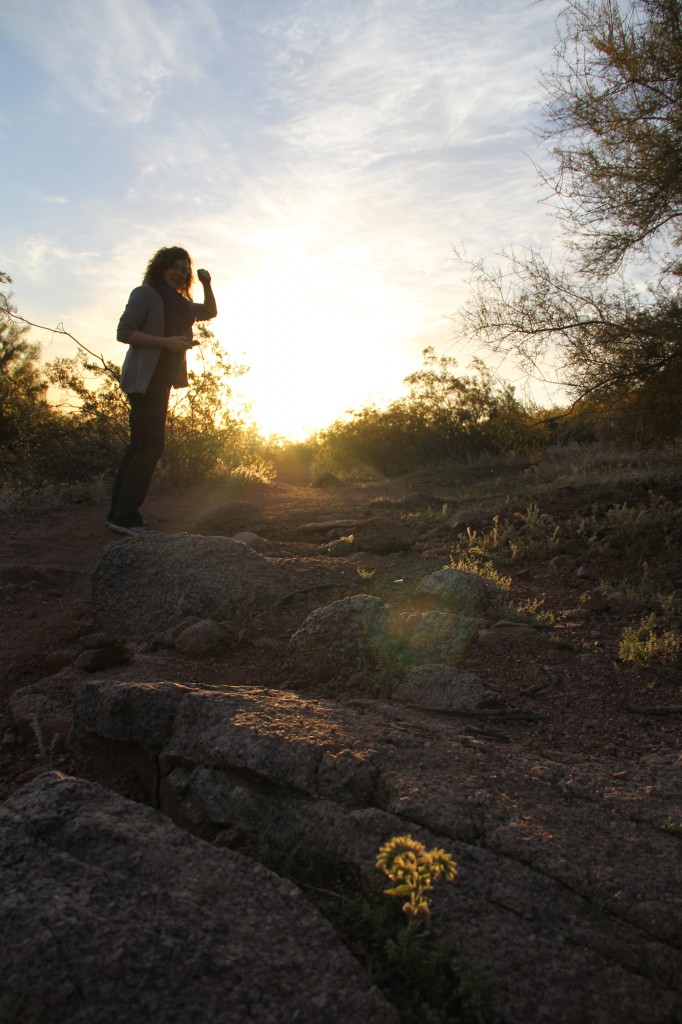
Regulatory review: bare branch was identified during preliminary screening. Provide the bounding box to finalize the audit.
[0,300,120,384]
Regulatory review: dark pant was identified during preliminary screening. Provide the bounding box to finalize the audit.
[108,381,171,526]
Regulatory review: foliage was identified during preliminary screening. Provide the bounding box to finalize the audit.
[239,819,494,1024]
[45,348,130,482]
[538,0,682,277]
[449,549,512,590]
[457,0,682,441]
[619,613,681,666]
[376,834,458,931]
[453,506,561,566]
[161,325,261,485]
[0,274,58,485]
[313,349,535,478]
[0,275,275,494]
[656,815,682,834]
[617,560,682,623]
[30,715,59,771]
[381,929,498,1024]
[4,311,270,492]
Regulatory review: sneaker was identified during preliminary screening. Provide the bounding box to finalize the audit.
[106,521,148,537]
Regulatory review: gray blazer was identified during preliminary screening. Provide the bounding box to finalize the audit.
[117,285,214,394]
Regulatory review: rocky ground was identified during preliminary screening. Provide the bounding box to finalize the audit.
[1,463,681,1022]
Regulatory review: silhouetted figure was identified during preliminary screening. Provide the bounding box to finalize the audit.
[107,246,217,536]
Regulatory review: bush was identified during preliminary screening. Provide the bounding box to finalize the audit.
[314,349,537,479]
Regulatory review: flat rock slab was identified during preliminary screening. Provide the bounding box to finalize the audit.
[0,772,396,1024]
[71,681,682,1023]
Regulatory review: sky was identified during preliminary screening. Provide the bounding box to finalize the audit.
[2,0,564,439]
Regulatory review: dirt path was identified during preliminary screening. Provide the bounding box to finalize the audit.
[1,471,680,788]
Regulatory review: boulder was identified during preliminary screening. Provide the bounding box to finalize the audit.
[444,509,491,531]
[74,679,190,749]
[174,619,226,656]
[396,491,447,511]
[71,682,381,822]
[283,595,400,692]
[415,567,504,615]
[0,772,397,1024]
[43,648,79,674]
[395,611,480,663]
[92,533,288,636]
[74,644,132,671]
[230,531,267,550]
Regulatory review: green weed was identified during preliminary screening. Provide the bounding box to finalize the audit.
[356,565,376,581]
[656,816,682,835]
[448,551,511,591]
[619,614,681,668]
[514,595,555,626]
[30,715,58,770]
[617,562,681,624]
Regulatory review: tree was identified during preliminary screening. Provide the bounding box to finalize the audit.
[0,273,54,474]
[314,348,532,478]
[539,0,682,277]
[0,273,45,409]
[457,0,682,439]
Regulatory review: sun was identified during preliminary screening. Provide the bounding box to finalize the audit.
[198,272,425,440]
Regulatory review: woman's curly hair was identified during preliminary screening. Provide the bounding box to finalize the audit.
[142,246,193,298]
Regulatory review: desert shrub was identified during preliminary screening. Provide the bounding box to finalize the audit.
[42,326,272,489]
[0,275,61,489]
[45,350,130,482]
[619,614,681,668]
[454,506,562,566]
[267,439,318,485]
[314,349,537,479]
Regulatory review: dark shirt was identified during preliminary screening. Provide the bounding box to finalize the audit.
[151,282,197,387]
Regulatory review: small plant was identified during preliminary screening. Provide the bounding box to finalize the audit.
[550,636,576,651]
[30,714,59,770]
[619,614,681,668]
[402,502,451,524]
[656,816,682,835]
[514,595,555,625]
[448,551,511,591]
[231,819,494,1021]
[618,561,681,623]
[356,565,376,581]
[376,834,458,930]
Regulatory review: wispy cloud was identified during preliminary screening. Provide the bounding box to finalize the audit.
[4,0,223,122]
[3,0,565,431]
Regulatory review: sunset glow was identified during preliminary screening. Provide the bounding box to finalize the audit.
[2,0,563,439]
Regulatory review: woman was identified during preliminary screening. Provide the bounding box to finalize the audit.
[107,246,217,536]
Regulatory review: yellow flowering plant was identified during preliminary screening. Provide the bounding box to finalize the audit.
[376,834,458,930]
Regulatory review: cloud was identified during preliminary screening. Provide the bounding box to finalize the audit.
[3,0,567,430]
[3,0,223,123]
[260,0,553,156]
